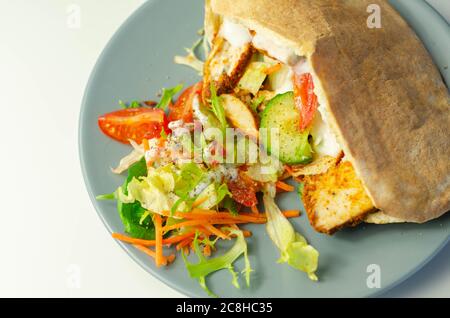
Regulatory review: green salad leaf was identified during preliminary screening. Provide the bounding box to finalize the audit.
[174,36,205,75]
[183,229,252,297]
[156,84,184,110]
[96,193,115,200]
[263,184,319,281]
[117,164,177,214]
[222,196,238,216]
[215,183,231,206]
[210,83,227,131]
[117,158,155,240]
[251,95,265,113]
[297,182,305,199]
[170,163,207,214]
[119,100,141,109]
[174,163,206,198]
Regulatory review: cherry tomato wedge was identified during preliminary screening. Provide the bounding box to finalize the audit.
[98,108,168,144]
[168,82,203,123]
[293,72,318,131]
[227,172,258,208]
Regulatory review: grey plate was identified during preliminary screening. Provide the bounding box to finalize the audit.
[79,0,450,297]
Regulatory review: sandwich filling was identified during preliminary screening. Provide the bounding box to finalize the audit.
[216,18,341,159]
[203,17,382,233]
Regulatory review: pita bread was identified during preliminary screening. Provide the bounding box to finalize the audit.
[206,0,450,223]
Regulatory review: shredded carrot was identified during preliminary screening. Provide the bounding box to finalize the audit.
[153,214,164,267]
[142,139,150,152]
[294,177,303,183]
[191,209,266,222]
[112,233,155,246]
[282,210,301,218]
[264,63,282,75]
[229,224,240,230]
[203,245,211,257]
[195,226,213,236]
[183,246,190,255]
[112,230,196,247]
[166,254,176,264]
[161,210,267,224]
[276,181,295,192]
[133,244,156,258]
[192,196,208,208]
[284,165,303,182]
[209,219,266,225]
[162,219,210,232]
[225,226,253,238]
[285,165,295,176]
[251,205,259,215]
[162,231,196,245]
[157,137,166,147]
[176,237,193,251]
[202,224,229,240]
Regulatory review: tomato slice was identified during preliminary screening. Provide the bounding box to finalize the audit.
[227,172,258,208]
[168,82,203,123]
[98,108,168,144]
[293,72,318,131]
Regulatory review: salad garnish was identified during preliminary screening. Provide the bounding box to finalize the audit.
[96,26,323,296]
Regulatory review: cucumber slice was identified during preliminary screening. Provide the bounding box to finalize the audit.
[260,92,313,165]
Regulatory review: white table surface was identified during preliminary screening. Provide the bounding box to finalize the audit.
[0,0,448,298]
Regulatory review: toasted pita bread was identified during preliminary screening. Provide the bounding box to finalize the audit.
[206,0,450,223]
[364,211,405,225]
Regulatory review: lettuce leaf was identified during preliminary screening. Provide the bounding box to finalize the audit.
[215,183,231,206]
[117,165,177,214]
[156,84,184,110]
[245,155,283,183]
[174,36,205,75]
[182,229,252,297]
[263,184,319,281]
[169,163,207,214]
[210,83,227,131]
[118,158,155,240]
[222,196,238,216]
[111,140,145,174]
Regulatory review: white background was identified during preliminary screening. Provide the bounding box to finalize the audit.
[0,0,448,297]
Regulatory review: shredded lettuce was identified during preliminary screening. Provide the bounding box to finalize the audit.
[210,83,227,131]
[119,100,141,109]
[298,182,305,199]
[96,193,115,200]
[117,165,177,214]
[251,95,265,113]
[111,140,145,174]
[114,158,155,240]
[215,183,231,206]
[182,229,252,297]
[222,196,238,216]
[156,84,184,110]
[263,184,319,281]
[170,163,207,214]
[194,183,217,209]
[174,37,204,75]
[174,163,206,198]
[245,155,283,183]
